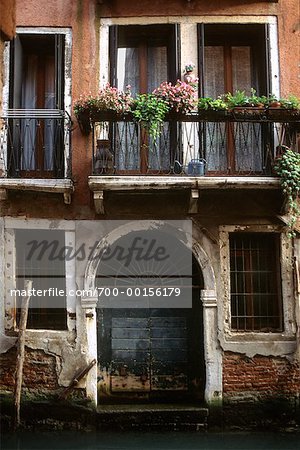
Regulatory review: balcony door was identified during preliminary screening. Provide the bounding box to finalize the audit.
[9,34,65,177]
[198,24,271,174]
[109,24,180,173]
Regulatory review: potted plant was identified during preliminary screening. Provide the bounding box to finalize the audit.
[224,89,266,119]
[74,83,133,134]
[153,80,197,120]
[132,93,170,139]
[267,94,300,120]
[197,96,228,120]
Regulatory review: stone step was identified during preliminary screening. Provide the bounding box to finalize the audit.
[95,404,209,430]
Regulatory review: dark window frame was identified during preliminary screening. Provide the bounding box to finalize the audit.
[197,23,272,175]
[197,23,270,97]
[8,33,65,178]
[109,24,181,174]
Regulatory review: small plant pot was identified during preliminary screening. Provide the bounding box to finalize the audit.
[231,106,266,120]
[197,110,228,121]
[77,111,92,135]
[267,108,300,121]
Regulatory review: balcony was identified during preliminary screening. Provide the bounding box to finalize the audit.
[0,110,74,203]
[87,111,299,213]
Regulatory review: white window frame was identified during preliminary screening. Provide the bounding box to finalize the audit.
[1,218,76,336]
[99,16,279,97]
[219,225,296,356]
[1,27,72,179]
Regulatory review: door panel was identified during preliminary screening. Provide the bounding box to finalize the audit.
[98,309,191,396]
[150,315,188,391]
[110,315,150,392]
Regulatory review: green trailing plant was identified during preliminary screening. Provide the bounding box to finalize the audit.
[132,94,170,139]
[273,148,300,237]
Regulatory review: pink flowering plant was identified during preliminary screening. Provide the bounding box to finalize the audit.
[74,83,133,117]
[152,80,197,114]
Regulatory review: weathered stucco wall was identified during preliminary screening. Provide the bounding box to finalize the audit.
[98,0,300,97]
[0,0,15,115]
[8,0,299,214]
[14,0,98,208]
[0,0,298,409]
[0,0,16,40]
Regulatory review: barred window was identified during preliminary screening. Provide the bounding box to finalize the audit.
[229,233,283,332]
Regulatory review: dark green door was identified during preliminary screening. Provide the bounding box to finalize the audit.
[97,302,204,402]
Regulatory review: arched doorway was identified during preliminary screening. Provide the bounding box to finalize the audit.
[95,230,205,403]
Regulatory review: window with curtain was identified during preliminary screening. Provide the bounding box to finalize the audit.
[198,24,270,174]
[9,34,65,177]
[109,24,180,173]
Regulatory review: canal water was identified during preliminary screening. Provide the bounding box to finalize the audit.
[1,431,300,450]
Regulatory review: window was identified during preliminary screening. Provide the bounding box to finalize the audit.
[199,24,269,98]
[109,24,180,173]
[15,229,67,330]
[8,33,65,177]
[198,24,271,174]
[229,233,283,332]
[110,24,180,94]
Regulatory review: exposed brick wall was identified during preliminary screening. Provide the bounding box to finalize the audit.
[0,347,59,392]
[223,352,300,401]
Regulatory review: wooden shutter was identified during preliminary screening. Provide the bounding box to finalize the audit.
[9,35,24,108]
[264,23,272,96]
[170,23,181,82]
[197,23,205,98]
[109,25,118,86]
[55,34,65,109]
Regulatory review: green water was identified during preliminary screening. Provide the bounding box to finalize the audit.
[1,431,300,450]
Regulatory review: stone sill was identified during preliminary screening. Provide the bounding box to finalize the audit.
[88,176,281,214]
[220,333,297,358]
[223,333,296,342]
[0,178,74,204]
[88,176,281,191]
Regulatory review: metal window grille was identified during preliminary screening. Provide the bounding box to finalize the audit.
[229,233,283,332]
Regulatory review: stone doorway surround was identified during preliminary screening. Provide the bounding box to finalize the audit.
[81,221,222,407]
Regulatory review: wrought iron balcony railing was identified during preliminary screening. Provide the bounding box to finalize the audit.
[0,109,72,179]
[91,112,299,176]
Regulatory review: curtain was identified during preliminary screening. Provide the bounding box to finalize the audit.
[44,55,55,170]
[21,54,38,170]
[21,54,56,171]
[204,46,227,172]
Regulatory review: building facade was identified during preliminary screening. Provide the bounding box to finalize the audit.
[0,0,299,416]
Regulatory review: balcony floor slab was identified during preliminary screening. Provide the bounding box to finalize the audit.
[0,178,74,204]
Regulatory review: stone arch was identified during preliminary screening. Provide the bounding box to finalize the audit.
[82,220,221,406]
[83,220,216,296]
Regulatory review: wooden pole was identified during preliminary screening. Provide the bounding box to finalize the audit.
[13,279,32,430]
[58,359,97,400]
